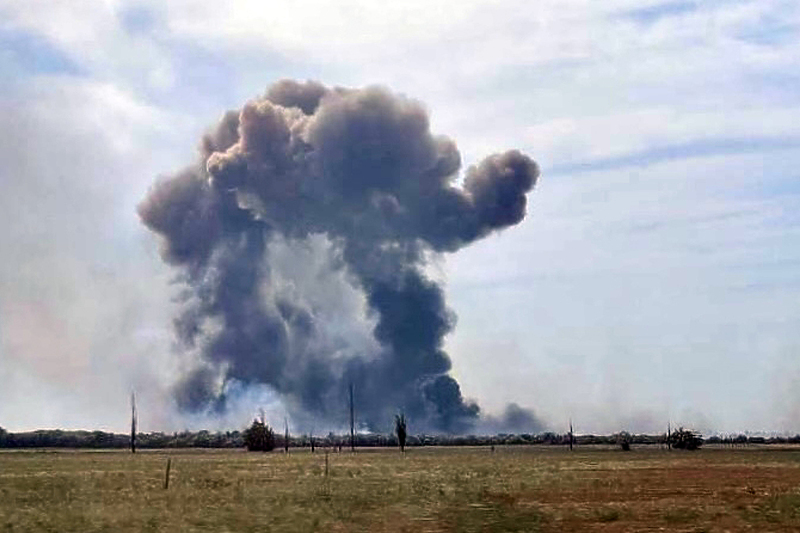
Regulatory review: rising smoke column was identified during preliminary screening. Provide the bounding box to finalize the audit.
[139,80,539,433]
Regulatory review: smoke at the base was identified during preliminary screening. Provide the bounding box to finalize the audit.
[138,80,540,433]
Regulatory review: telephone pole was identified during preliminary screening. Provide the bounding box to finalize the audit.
[130,391,137,454]
[349,383,355,452]
[284,417,290,453]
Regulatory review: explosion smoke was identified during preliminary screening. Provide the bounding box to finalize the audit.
[139,80,539,433]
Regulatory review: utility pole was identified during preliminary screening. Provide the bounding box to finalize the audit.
[349,383,355,452]
[130,391,137,454]
[284,417,289,453]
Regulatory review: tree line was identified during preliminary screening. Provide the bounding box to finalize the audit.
[0,428,244,449]
[2,424,795,450]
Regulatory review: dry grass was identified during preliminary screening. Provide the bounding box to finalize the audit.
[3,445,800,531]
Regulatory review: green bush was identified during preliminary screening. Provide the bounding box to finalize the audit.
[669,427,703,450]
[395,414,407,452]
[244,419,275,452]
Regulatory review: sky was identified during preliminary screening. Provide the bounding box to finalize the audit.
[0,0,799,436]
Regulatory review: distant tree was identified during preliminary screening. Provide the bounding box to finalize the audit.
[194,430,211,448]
[243,419,275,452]
[569,420,574,451]
[395,413,407,452]
[0,426,6,447]
[616,431,631,451]
[669,427,703,450]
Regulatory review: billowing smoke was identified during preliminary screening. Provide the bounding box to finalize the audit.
[479,403,547,435]
[139,80,539,433]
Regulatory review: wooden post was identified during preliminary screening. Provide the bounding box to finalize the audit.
[164,457,171,490]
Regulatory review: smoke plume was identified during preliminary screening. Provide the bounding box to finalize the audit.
[139,80,539,433]
[479,403,547,435]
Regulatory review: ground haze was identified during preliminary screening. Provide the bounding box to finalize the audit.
[3,446,800,531]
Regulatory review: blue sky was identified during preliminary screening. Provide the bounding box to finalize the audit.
[0,0,798,435]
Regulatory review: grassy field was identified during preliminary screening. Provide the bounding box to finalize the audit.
[3,445,800,532]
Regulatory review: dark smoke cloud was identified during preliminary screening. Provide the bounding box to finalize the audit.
[139,80,539,433]
[479,403,547,435]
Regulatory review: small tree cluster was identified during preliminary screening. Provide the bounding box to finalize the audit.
[244,419,275,452]
[669,427,703,450]
[615,431,631,451]
[395,413,407,452]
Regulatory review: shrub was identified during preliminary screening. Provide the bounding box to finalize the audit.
[395,414,407,452]
[244,419,275,452]
[616,431,631,451]
[670,427,703,450]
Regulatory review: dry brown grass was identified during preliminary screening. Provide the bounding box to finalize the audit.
[3,445,800,531]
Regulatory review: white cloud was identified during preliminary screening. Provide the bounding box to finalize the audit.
[444,148,800,433]
[526,107,800,165]
[0,74,181,430]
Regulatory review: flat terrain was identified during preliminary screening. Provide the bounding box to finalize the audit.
[3,445,800,532]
